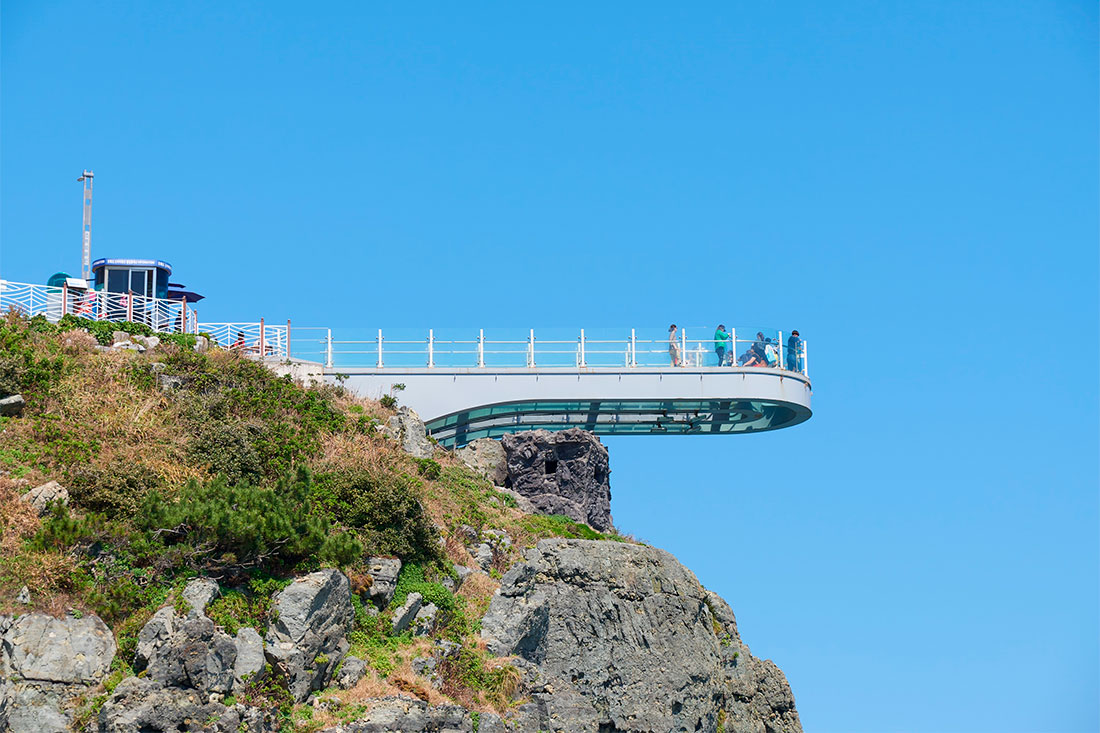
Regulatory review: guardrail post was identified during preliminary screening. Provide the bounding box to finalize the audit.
[630,328,637,367]
[61,282,68,316]
[377,329,384,368]
[579,329,586,368]
[681,327,687,367]
[428,329,434,368]
[126,291,133,322]
[259,318,266,356]
[478,329,485,367]
[287,319,292,358]
[528,329,535,368]
[326,329,333,368]
[803,341,809,379]
[191,309,197,334]
[778,330,785,370]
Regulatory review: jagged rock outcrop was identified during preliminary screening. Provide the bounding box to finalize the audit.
[264,568,354,702]
[455,437,508,485]
[481,539,802,733]
[0,612,117,732]
[501,428,612,531]
[363,556,402,608]
[378,406,436,459]
[98,677,244,733]
[146,615,237,694]
[318,697,505,732]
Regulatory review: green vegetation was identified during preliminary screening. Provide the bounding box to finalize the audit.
[0,311,628,724]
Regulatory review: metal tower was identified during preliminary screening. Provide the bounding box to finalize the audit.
[78,170,94,281]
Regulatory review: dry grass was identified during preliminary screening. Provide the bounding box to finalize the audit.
[0,478,40,555]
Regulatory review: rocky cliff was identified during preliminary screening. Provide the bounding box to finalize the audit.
[0,313,800,732]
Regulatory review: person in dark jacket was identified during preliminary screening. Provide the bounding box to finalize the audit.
[786,330,802,372]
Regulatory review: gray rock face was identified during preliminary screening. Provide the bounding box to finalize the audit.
[391,592,422,635]
[233,627,265,688]
[412,602,439,636]
[19,481,69,516]
[15,586,29,605]
[146,615,237,694]
[264,569,354,702]
[98,676,240,733]
[318,697,499,732]
[378,406,436,458]
[455,437,507,485]
[1,612,116,684]
[364,556,402,608]
[0,394,25,416]
[481,539,802,733]
[501,429,612,531]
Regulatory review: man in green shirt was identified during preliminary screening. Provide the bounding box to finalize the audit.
[714,325,732,366]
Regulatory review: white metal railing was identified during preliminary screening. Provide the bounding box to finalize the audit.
[0,279,288,358]
[288,326,809,378]
[1,279,198,334]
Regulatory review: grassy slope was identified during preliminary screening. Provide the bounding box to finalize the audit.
[0,312,622,729]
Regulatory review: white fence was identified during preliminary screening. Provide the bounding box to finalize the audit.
[0,279,288,358]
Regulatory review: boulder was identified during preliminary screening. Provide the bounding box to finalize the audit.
[19,481,69,516]
[1,612,116,684]
[15,586,29,605]
[2,680,79,733]
[146,615,237,694]
[334,655,368,689]
[481,539,802,733]
[363,556,402,608]
[134,606,175,671]
[501,429,612,531]
[181,577,220,616]
[0,394,25,417]
[391,592,422,635]
[455,438,507,485]
[112,331,132,345]
[133,334,160,350]
[378,406,436,458]
[194,335,210,352]
[233,627,266,689]
[264,569,354,702]
[98,677,241,733]
[411,602,438,637]
[473,543,494,572]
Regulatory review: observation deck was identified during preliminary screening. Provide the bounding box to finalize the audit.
[296,327,812,448]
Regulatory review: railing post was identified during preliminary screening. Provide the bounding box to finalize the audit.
[778,330,785,370]
[61,282,68,317]
[478,329,485,367]
[803,341,809,379]
[126,290,133,322]
[579,329,586,368]
[730,328,736,365]
[528,329,535,368]
[286,319,291,358]
[428,329,434,368]
[259,318,265,357]
[191,309,197,334]
[326,329,333,368]
[377,329,384,368]
[681,327,687,367]
[630,328,637,367]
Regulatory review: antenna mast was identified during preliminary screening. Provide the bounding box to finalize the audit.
[78,170,94,280]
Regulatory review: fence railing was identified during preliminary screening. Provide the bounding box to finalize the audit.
[0,279,288,358]
[289,326,809,377]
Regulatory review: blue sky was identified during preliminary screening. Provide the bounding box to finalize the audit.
[2,2,1097,730]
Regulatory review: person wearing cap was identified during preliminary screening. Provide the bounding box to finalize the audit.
[786,330,803,372]
[668,324,681,367]
[714,324,732,366]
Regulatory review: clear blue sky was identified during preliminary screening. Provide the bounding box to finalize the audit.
[3,2,1097,730]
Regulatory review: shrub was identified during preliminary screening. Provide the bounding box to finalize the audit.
[0,313,66,401]
[136,469,362,572]
[68,461,162,515]
[312,468,442,564]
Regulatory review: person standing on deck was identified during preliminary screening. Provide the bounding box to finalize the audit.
[668,324,681,367]
[714,324,732,366]
[786,330,802,372]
